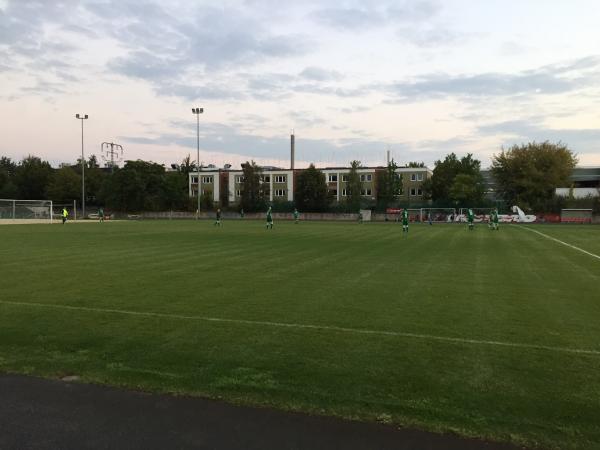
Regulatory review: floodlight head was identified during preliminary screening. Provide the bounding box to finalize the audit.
[199,108,204,113]
[84,114,88,119]
[76,114,80,118]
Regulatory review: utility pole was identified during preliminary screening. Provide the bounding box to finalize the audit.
[101,142,124,174]
[75,114,88,218]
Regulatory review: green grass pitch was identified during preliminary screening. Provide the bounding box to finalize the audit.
[1,220,600,449]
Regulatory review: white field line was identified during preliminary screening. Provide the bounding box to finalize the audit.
[515,225,600,261]
[1,300,599,357]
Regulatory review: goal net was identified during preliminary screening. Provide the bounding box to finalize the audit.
[458,207,495,223]
[561,209,593,224]
[0,199,53,223]
[385,208,422,222]
[420,208,456,223]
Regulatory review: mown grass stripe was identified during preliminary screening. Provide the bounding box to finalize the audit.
[2,299,599,357]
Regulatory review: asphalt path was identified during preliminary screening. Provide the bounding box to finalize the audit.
[0,374,525,450]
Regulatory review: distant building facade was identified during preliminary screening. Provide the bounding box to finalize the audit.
[188,165,433,206]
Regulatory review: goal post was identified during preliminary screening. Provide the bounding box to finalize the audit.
[420,208,457,223]
[0,199,53,224]
[561,209,593,224]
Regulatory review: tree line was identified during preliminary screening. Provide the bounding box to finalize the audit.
[0,141,590,214]
[0,155,192,211]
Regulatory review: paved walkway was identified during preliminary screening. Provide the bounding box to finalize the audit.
[0,374,524,450]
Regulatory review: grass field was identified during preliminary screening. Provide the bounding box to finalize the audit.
[1,220,600,449]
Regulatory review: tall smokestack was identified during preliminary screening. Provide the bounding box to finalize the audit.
[387,149,390,165]
[290,131,295,170]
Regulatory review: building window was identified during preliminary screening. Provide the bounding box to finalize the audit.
[236,190,241,197]
[235,175,244,183]
[417,173,423,181]
[410,174,416,181]
[361,188,372,196]
[328,174,338,182]
[274,189,286,197]
[410,188,417,196]
[360,174,372,182]
[329,189,338,196]
[191,176,198,183]
[201,176,213,184]
[263,175,270,183]
[274,175,286,183]
[342,188,350,196]
[342,175,349,182]
[417,188,423,196]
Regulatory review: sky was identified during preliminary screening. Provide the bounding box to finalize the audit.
[1,0,599,170]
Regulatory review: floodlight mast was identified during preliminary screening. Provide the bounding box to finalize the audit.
[75,113,89,218]
[192,107,204,219]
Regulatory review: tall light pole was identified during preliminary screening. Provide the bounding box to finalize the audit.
[192,107,204,219]
[75,113,88,218]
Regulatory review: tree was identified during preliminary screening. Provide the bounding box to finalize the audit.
[240,161,266,212]
[376,160,402,209]
[88,154,99,169]
[0,157,17,198]
[423,153,484,206]
[491,141,577,211]
[219,173,229,207]
[179,154,194,174]
[346,160,362,211]
[101,160,168,211]
[14,155,53,199]
[449,173,485,206]
[163,171,188,210]
[295,163,329,211]
[0,157,17,176]
[406,161,425,168]
[47,167,81,202]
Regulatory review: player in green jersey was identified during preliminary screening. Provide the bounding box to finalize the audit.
[467,208,474,230]
[293,208,299,224]
[214,208,222,226]
[266,206,273,229]
[492,208,499,230]
[402,208,409,234]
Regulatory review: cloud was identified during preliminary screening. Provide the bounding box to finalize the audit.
[383,55,600,102]
[311,7,383,30]
[478,120,600,153]
[299,66,343,82]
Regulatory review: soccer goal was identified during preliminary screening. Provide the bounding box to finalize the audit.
[0,199,53,223]
[561,209,593,224]
[420,208,456,223]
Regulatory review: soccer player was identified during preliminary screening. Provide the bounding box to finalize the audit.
[214,208,222,227]
[293,208,299,224]
[492,208,499,230]
[487,211,493,229]
[427,212,432,226]
[240,208,244,219]
[402,208,409,234]
[266,206,273,229]
[62,207,68,224]
[98,207,104,223]
[358,211,363,224]
[467,208,474,231]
